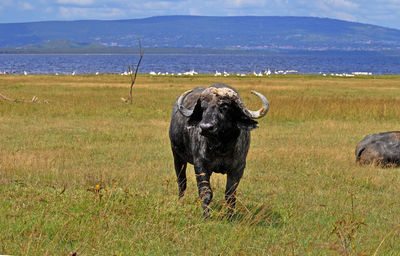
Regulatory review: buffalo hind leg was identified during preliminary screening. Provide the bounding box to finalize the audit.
[225,173,242,217]
[173,154,187,199]
[195,168,213,217]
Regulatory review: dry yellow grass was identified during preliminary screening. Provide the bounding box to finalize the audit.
[1,74,400,255]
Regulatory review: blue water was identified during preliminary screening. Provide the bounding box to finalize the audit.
[0,54,399,75]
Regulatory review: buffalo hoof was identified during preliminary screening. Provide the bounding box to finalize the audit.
[226,212,238,222]
[202,204,210,218]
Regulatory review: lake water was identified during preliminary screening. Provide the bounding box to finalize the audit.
[0,54,399,75]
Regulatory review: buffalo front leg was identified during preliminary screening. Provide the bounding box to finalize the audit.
[194,167,213,217]
[225,173,242,216]
[173,154,187,199]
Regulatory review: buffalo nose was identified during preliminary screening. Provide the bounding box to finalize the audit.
[200,123,215,132]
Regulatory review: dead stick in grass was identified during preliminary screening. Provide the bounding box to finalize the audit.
[0,92,46,103]
[127,38,144,104]
[0,92,17,102]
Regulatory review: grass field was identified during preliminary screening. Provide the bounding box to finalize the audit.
[1,74,400,255]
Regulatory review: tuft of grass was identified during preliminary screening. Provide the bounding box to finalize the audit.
[1,74,400,255]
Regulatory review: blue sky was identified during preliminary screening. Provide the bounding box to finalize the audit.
[0,0,399,30]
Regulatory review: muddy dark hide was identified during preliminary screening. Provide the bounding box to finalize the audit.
[356,131,400,167]
[169,83,269,217]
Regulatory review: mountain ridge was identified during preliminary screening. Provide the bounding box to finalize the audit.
[1,15,400,53]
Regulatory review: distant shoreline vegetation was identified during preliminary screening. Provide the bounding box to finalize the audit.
[1,47,399,56]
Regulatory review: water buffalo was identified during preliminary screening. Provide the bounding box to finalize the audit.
[169,83,269,217]
[355,131,400,167]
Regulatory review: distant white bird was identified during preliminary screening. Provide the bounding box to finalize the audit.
[352,72,372,76]
[149,71,157,75]
[24,71,28,75]
[215,70,222,76]
[183,70,197,76]
[223,70,229,77]
[264,69,271,76]
[72,71,76,76]
[95,71,99,75]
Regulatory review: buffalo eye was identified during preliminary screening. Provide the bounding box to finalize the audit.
[201,100,209,109]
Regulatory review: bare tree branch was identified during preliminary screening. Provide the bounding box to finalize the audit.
[126,38,144,104]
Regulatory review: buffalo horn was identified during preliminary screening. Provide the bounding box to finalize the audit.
[177,90,194,117]
[238,90,270,119]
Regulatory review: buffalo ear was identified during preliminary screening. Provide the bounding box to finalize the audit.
[188,99,203,125]
[237,117,258,130]
[233,104,258,130]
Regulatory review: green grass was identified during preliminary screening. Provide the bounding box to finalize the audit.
[1,74,400,255]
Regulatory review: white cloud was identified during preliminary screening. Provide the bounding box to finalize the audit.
[325,0,358,9]
[59,6,85,18]
[141,1,175,9]
[57,0,94,6]
[312,0,358,11]
[332,11,356,21]
[20,1,34,10]
[224,0,268,8]
[300,0,359,22]
[188,7,200,15]
[59,6,126,19]
[44,7,53,13]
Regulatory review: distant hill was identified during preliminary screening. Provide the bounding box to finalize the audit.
[18,39,107,50]
[1,16,400,54]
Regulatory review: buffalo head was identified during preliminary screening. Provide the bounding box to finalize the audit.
[176,87,269,140]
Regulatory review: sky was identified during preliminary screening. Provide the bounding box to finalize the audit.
[0,0,399,30]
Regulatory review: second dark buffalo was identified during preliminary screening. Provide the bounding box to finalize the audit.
[356,131,400,167]
[169,83,269,217]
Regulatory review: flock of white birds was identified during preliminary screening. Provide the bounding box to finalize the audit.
[145,69,373,77]
[1,70,374,76]
[147,70,199,76]
[145,69,293,77]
